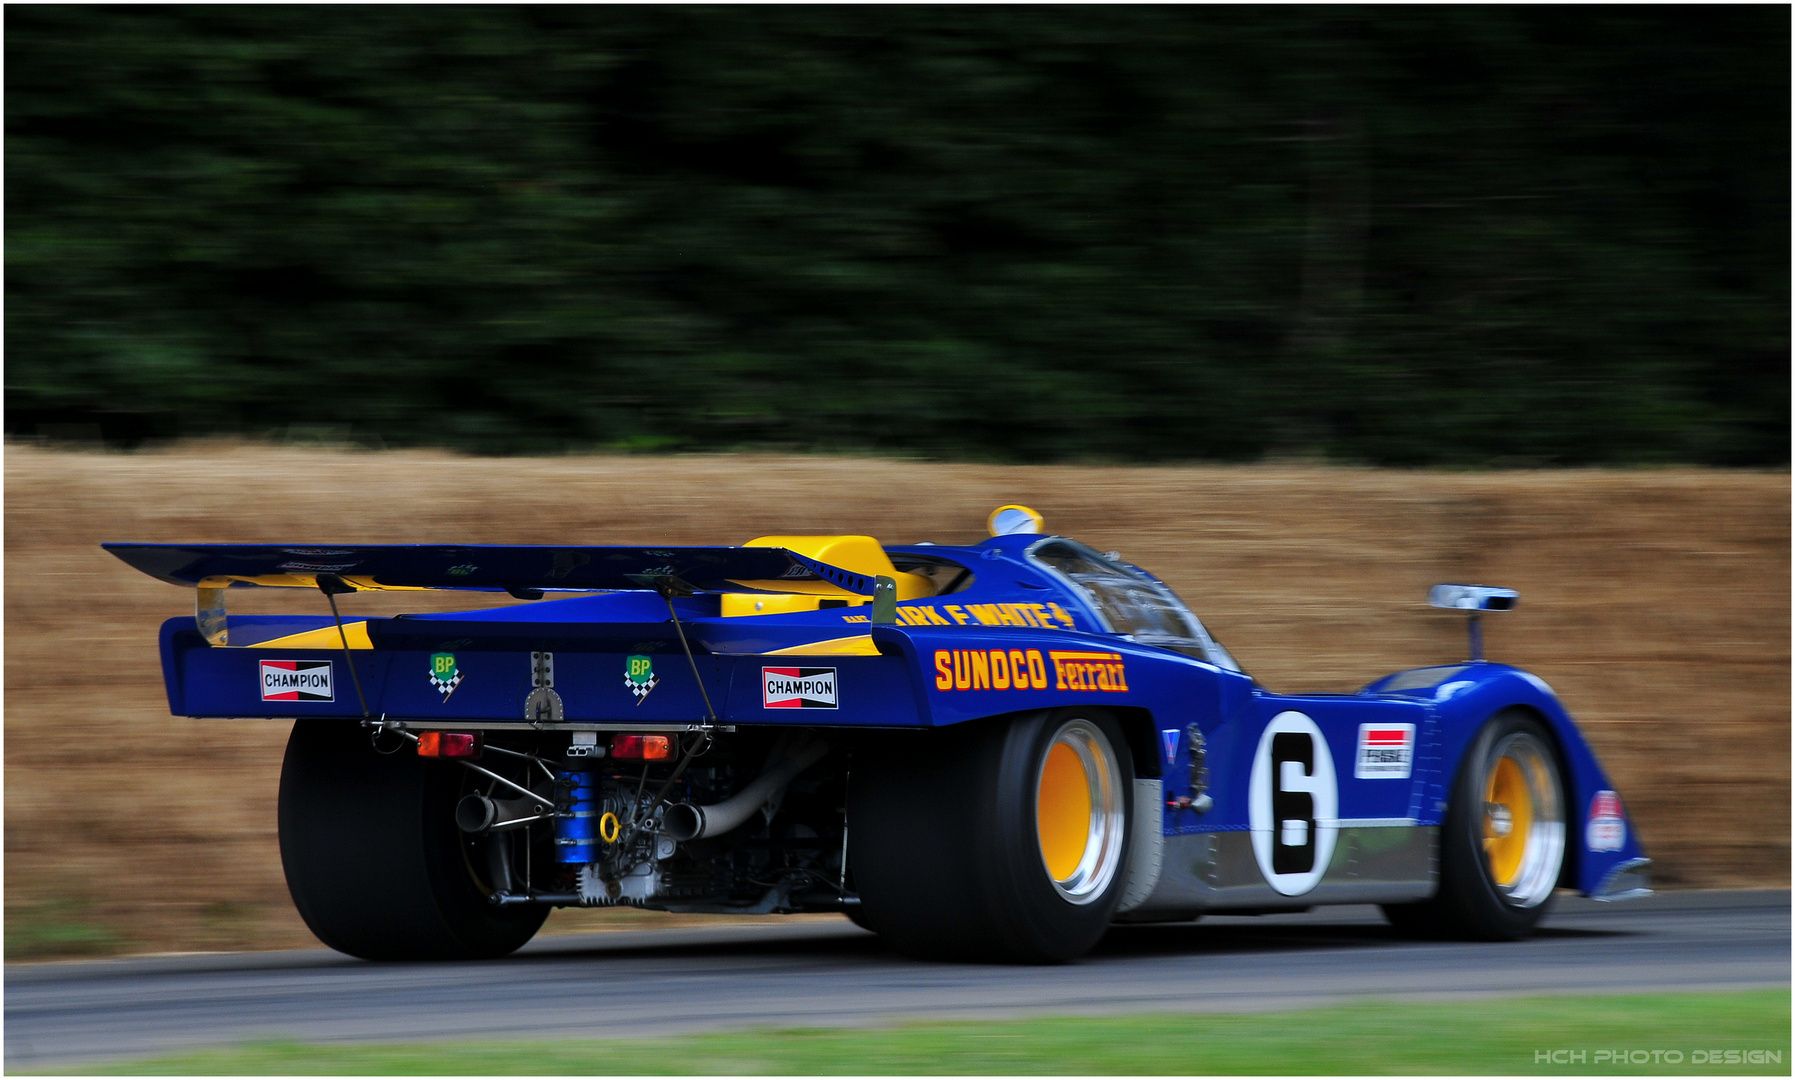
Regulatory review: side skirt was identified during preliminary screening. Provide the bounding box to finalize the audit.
[1116,826,1438,919]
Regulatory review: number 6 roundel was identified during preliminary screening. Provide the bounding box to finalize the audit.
[1248,711,1339,896]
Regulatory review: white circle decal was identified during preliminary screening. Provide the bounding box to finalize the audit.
[1249,711,1339,896]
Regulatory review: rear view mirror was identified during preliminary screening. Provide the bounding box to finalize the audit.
[987,504,1045,536]
[1428,584,1518,612]
[1429,584,1518,662]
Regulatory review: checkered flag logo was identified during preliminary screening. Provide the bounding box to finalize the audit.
[625,670,658,700]
[428,652,462,702]
[430,669,463,700]
[624,654,658,703]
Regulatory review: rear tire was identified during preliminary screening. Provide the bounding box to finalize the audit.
[850,709,1133,963]
[1383,709,1565,941]
[278,719,549,960]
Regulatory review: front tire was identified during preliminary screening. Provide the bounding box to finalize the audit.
[278,719,548,960]
[850,709,1133,963]
[1384,709,1566,941]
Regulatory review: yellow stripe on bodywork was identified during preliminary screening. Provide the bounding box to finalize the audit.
[199,575,429,592]
[720,593,870,617]
[762,634,881,656]
[247,622,374,649]
[724,578,871,598]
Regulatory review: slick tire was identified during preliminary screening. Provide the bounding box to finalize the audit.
[849,709,1134,963]
[278,719,548,961]
[1383,709,1566,941]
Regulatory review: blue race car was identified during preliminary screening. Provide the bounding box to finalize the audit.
[105,504,1648,963]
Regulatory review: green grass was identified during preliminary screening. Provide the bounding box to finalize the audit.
[51,990,1789,1075]
[5,899,127,961]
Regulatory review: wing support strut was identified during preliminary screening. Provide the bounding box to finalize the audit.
[196,587,228,646]
[317,573,373,719]
[608,574,721,854]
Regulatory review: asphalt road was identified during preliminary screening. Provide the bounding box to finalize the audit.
[6,889,1787,1069]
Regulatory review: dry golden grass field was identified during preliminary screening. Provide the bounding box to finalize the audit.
[5,443,1788,958]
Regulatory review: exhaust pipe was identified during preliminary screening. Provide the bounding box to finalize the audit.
[664,736,828,841]
[456,792,551,834]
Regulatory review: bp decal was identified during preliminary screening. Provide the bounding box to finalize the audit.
[624,654,659,703]
[1248,711,1339,896]
[428,652,462,702]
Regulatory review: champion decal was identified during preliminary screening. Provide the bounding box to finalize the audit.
[762,667,838,709]
[260,659,334,702]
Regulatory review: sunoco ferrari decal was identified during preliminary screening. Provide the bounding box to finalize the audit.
[934,649,1049,691]
[1049,650,1129,692]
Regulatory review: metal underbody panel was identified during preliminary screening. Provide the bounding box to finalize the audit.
[1120,826,1437,919]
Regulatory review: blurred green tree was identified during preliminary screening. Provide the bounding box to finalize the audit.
[6,6,1787,463]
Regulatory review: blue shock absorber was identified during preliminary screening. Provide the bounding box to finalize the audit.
[556,770,599,864]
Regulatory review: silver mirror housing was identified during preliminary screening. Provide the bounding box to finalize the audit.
[1429,584,1518,612]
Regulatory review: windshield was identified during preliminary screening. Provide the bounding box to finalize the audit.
[887,551,975,596]
[1027,539,1243,674]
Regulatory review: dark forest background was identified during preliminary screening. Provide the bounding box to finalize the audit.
[6,6,1788,464]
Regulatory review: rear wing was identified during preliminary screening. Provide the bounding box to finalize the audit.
[103,543,881,598]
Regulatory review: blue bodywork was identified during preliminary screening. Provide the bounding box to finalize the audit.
[112,530,1646,905]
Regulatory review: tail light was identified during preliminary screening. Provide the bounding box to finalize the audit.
[417,731,482,758]
[611,734,672,760]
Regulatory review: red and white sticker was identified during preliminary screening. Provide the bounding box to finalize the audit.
[1354,723,1415,779]
[260,659,334,702]
[762,666,838,709]
[1586,789,1626,852]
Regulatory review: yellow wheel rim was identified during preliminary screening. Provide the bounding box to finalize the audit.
[1037,742,1093,881]
[1483,755,1534,886]
[1476,729,1565,909]
[1034,719,1126,904]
